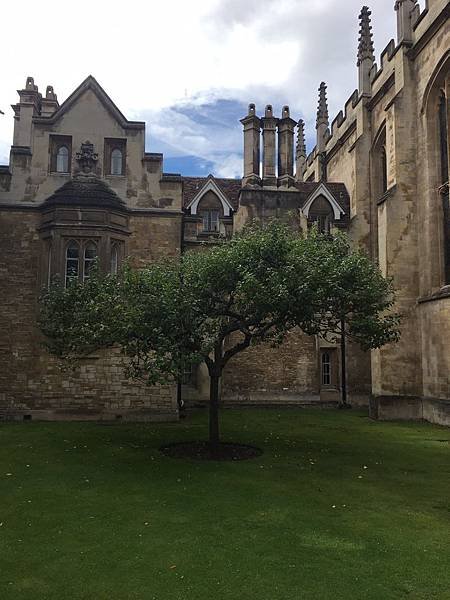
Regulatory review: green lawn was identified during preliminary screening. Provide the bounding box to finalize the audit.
[0,409,449,600]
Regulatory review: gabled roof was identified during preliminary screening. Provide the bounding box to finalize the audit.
[183,175,241,212]
[43,174,127,211]
[33,75,145,130]
[301,182,346,220]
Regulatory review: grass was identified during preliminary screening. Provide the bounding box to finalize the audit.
[0,408,449,600]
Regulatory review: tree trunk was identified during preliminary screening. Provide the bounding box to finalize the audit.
[340,318,350,409]
[209,373,220,447]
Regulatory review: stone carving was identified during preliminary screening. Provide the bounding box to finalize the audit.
[76,141,98,174]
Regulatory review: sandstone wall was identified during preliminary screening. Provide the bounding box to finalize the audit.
[0,209,178,421]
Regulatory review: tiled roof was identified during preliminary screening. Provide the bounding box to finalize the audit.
[295,181,350,220]
[43,175,126,210]
[182,176,241,211]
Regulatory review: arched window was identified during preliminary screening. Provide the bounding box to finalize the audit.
[65,241,79,287]
[111,149,123,175]
[381,145,388,194]
[439,90,449,186]
[321,352,331,386]
[56,146,69,173]
[372,125,388,199]
[438,89,450,284]
[110,243,119,275]
[83,242,97,281]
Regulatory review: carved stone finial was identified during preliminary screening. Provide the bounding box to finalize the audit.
[265,104,273,118]
[25,76,38,92]
[357,6,375,66]
[76,141,98,174]
[296,119,306,159]
[316,82,329,128]
[282,105,290,118]
[248,103,256,116]
[46,85,57,101]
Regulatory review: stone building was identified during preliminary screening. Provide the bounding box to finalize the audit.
[0,0,449,425]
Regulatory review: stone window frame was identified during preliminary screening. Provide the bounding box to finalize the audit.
[422,56,450,288]
[371,123,388,201]
[321,351,332,386]
[109,239,125,275]
[438,87,450,285]
[49,134,72,174]
[320,348,338,389]
[104,138,127,177]
[64,238,99,287]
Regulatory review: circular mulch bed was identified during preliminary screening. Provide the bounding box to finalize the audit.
[159,441,263,461]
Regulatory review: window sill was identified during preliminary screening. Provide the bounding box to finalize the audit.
[418,286,450,304]
[49,171,71,176]
[105,174,126,179]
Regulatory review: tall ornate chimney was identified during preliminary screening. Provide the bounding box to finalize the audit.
[261,105,278,187]
[278,105,296,187]
[240,103,261,186]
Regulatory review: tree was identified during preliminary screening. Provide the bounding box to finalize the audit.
[40,223,400,448]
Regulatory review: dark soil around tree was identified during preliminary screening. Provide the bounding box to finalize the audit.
[160,441,263,461]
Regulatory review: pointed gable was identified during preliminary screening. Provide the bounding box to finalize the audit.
[33,75,145,131]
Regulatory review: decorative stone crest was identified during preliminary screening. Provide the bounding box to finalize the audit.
[76,141,98,174]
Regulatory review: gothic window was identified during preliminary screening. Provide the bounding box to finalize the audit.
[104,138,126,176]
[308,195,334,234]
[65,241,80,286]
[438,89,450,284]
[439,90,449,186]
[372,125,388,199]
[321,352,331,386]
[111,149,123,175]
[110,243,119,275]
[56,146,69,173]
[381,145,388,194]
[83,242,97,281]
[202,210,220,232]
[49,135,72,174]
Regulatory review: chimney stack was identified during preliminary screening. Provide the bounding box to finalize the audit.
[261,105,278,187]
[11,76,42,148]
[278,106,296,187]
[41,85,59,117]
[357,6,375,96]
[240,104,261,186]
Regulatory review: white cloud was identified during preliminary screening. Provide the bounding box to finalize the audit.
[0,0,428,166]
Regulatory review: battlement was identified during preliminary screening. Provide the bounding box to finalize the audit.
[303,0,447,180]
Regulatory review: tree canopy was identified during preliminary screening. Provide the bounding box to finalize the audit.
[40,222,400,446]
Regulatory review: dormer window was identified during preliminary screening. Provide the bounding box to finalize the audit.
[104,138,126,176]
[308,195,334,234]
[111,149,123,175]
[49,135,72,174]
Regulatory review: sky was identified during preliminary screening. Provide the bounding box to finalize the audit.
[0,0,426,178]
